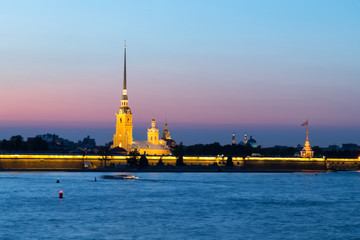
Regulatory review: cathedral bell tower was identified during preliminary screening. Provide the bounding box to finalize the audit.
[147,119,159,144]
[111,43,133,151]
[161,123,171,140]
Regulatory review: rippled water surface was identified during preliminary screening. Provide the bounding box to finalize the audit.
[1,171,360,239]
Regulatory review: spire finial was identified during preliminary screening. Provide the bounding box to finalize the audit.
[123,41,127,91]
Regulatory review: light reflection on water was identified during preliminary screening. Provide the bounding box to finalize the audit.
[0,172,360,239]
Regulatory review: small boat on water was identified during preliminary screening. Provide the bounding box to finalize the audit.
[101,174,139,180]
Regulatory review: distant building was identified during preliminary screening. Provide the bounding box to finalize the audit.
[132,119,172,155]
[37,133,60,144]
[36,133,75,151]
[300,123,314,158]
[162,124,171,140]
[247,136,258,148]
[36,133,98,153]
[327,145,340,151]
[111,44,175,155]
[240,133,258,147]
[161,124,176,148]
[342,144,358,151]
[232,133,235,145]
[147,119,159,144]
[78,136,96,149]
[244,133,248,145]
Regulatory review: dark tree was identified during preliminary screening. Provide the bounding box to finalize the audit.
[173,142,186,166]
[171,142,184,157]
[139,154,149,168]
[0,139,9,151]
[176,155,185,167]
[9,135,27,151]
[99,146,110,167]
[27,137,49,151]
[312,146,324,157]
[127,150,140,167]
[225,156,234,167]
[157,157,164,166]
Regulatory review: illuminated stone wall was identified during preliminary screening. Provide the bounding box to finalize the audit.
[112,110,133,151]
[326,158,360,171]
[136,149,171,156]
[0,155,84,169]
[0,154,359,170]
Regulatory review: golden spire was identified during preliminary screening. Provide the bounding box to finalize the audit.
[123,41,127,92]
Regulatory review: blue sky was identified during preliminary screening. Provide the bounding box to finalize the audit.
[0,0,359,146]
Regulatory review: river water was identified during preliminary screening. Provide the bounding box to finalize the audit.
[0,171,360,239]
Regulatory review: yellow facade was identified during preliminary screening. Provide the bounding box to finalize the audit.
[300,125,314,158]
[132,119,171,155]
[147,119,159,145]
[300,140,314,158]
[136,148,171,156]
[112,108,133,151]
[111,44,133,151]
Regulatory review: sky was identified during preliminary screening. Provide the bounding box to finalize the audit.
[0,0,359,147]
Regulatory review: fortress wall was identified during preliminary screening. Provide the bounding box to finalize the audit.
[242,157,327,171]
[184,157,223,166]
[146,156,244,166]
[326,158,360,171]
[0,154,359,170]
[146,156,176,166]
[0,155,84,169]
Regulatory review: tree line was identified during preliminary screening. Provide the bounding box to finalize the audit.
[0,135,49,152]
[1,135,358,158]
[180,142,359,158]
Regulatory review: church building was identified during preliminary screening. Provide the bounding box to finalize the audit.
[300,121,314,158]
[111,44,175,155]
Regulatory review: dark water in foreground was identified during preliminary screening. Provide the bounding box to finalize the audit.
[1,172,360,240]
